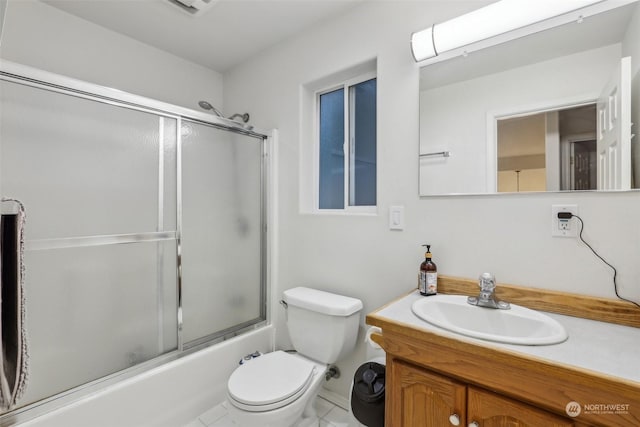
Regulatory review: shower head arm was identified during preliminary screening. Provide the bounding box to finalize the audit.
[228,113,250,123]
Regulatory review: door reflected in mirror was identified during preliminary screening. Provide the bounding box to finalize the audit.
[497,104,597,192]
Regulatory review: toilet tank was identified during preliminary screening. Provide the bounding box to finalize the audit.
[283,287,363,364]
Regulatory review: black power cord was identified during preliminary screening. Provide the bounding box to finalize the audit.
[560,212,640,309]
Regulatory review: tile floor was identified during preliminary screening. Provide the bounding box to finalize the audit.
[182,396,352,427]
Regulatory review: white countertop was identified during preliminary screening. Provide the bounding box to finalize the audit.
[373,290,640,384]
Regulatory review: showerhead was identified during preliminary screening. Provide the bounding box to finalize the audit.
[198,100,212,110]
[197,100,223,117]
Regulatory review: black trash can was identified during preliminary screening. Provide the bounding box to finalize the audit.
[351,361,385,427]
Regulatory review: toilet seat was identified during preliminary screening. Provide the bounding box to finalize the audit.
[227,351,317,412]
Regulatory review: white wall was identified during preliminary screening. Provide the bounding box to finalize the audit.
[0,0,223,111]
[223,0,640,402]
[623,1,640,75]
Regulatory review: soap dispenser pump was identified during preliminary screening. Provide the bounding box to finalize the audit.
[418,244,437,296]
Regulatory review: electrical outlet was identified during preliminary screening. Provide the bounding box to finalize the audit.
[551,205,578,237]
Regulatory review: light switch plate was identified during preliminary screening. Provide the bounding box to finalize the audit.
[389,205,405,230]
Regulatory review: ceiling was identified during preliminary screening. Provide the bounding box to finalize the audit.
[42,0,366,73]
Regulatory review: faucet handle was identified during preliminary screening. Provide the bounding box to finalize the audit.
[478,273,496,292]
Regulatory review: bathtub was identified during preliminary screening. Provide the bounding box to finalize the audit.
[17,326,274,427]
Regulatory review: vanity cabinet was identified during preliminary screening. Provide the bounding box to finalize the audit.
[390,360,465,426]
[467,385,577,427]
[368,278,640,427]
[390,359,580,427]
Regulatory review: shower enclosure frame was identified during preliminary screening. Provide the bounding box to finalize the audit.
[0,60,271,425]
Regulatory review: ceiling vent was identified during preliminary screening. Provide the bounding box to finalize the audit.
[167,0,220,17]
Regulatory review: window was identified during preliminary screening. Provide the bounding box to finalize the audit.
[317,75,376,211]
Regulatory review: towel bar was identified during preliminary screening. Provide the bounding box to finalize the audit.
[419,151,451,158]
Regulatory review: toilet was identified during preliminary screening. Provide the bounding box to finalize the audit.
[226,287,363,427]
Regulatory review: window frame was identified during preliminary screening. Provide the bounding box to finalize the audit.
[314,71,377,214]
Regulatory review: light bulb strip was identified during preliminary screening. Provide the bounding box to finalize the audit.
[411,0,617,63]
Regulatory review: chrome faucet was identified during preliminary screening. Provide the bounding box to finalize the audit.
[467,273,510,309]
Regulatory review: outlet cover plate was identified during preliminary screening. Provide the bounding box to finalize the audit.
[551,204,578,237]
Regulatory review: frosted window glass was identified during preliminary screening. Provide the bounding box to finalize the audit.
[161,117,178,231]
[317,78,377,210]
[350,79,377,206]
[319,88,345,209]
[181,122,263,345]
[0,81,177,239]
[17,241,177,408]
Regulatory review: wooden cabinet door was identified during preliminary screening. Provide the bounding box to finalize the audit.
[388,359,466,427]
[467,387,576,427]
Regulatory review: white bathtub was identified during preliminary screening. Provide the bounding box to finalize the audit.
[18,326,274,427]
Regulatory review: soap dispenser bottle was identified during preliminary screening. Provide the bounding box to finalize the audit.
[418,244,437,296]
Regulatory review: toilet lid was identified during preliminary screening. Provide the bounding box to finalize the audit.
[227,351,316,410]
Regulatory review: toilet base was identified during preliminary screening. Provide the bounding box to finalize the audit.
[294,398,321,427]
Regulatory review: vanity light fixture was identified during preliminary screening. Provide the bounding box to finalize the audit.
[411,0,605,62]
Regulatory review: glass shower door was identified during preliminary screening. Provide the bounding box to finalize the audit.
[0,80,179,409]
[0,68,268,418]
[180,121,265,347]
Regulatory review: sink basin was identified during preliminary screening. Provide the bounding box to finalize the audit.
[411,294,567,345]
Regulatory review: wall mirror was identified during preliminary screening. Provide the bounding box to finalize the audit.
[418,1,639,196]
